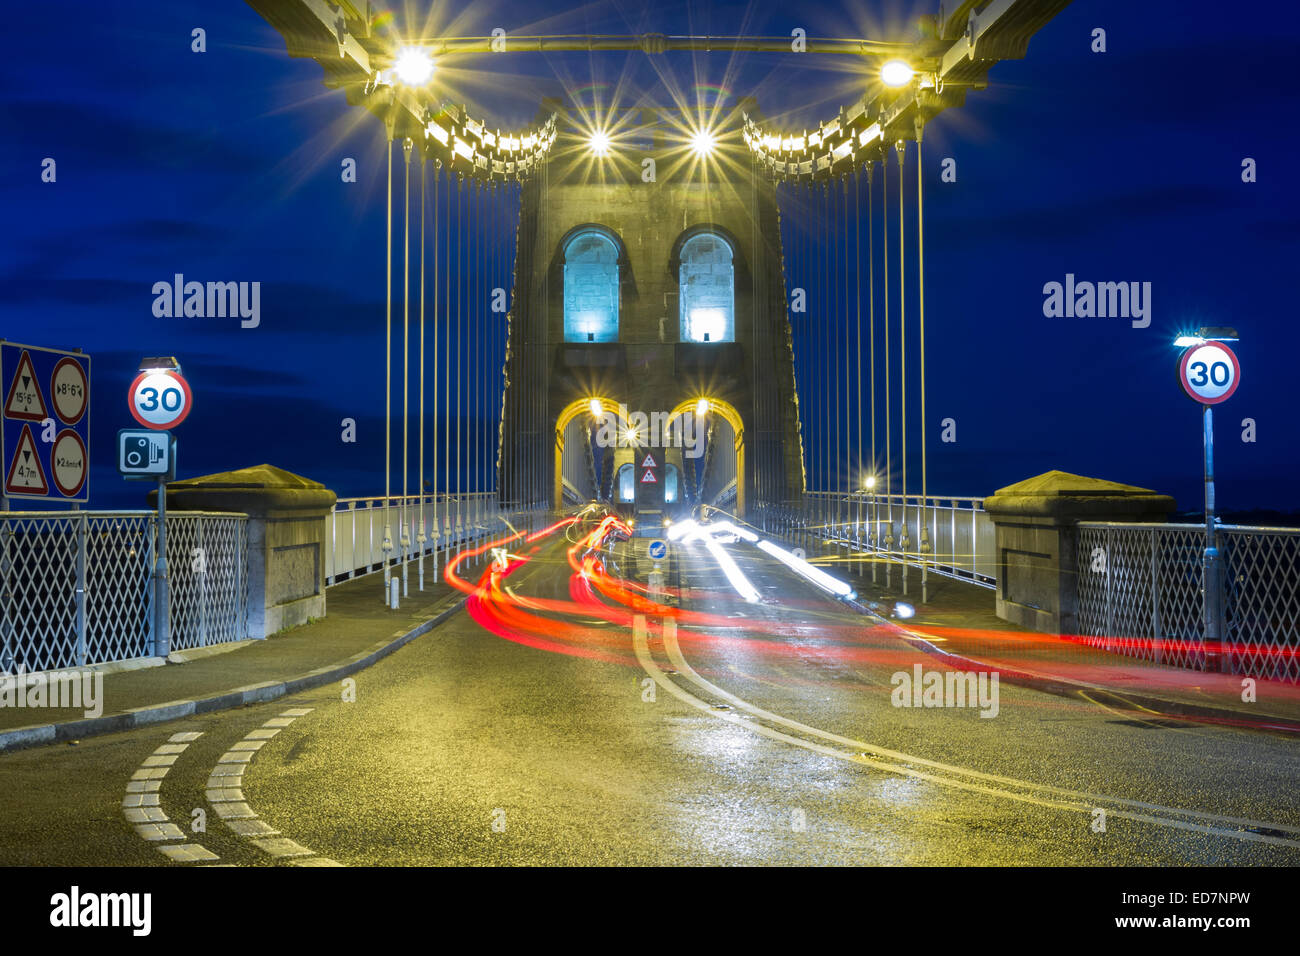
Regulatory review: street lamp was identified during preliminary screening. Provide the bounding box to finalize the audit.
[589,398,604,418]
[138,356,180,374]
[880,60,914,87]
[690,128,717,157]
[393,47,435,86]
[695,397,710,416]
[588,130,611,156]
[1174,326,1238,348]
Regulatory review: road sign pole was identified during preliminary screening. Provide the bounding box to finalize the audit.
[154,475,170,659]
[1176,338,1240,673]
[1202,403,1225,671]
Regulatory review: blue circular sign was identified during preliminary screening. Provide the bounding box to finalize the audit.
[648,539,668,561]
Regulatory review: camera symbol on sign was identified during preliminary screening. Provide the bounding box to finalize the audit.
[124,435,164,468]
[118,430,171,477]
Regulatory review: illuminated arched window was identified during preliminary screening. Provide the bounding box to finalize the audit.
[564,230,619,342]
[665,464,679,504]
[679,233,734,343]
[617,463,634,502]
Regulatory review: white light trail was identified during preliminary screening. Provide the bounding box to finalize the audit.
[667,518,699,541]
[706,520,758,543]
[755,540,855,599]
[698,533,762,603]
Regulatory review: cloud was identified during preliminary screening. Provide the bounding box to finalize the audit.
[0,276,141,306]
[928,185,1244,246]
[5,219,234,279]
[0,100,263,173]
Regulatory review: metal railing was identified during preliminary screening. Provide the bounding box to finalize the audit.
[755,493,997,590]
[325,494,549,586]
[0,510,248,672]
[1077,522,1300,683]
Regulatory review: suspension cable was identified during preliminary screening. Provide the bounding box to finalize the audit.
[882,148,892,583]
[383,132,393,603]
[473,182,479,504]
[842,175,850,501]
[444,166,451,551]
[854,169,862,571]
[456,176,463,508]
[433,160,440,580]
[821,183,829,499]
[867,161,877,580]
[418,149,426,590]
[854,173,861,493]
[401,137,412,597]
[832,179,840,500]
[797,184,807,494]
[897,139,907,594]
[917,125,930,602]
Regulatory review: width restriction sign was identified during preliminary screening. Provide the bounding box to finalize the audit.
[1,342,91,502]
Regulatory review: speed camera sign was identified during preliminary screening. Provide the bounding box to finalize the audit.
[129,369,193,429]
[1178,342,1240,405]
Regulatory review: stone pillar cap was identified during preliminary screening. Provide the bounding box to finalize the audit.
[148,464,337,517]
[983,470,1175,519]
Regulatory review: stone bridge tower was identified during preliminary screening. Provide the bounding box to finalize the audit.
[499,101,805,524]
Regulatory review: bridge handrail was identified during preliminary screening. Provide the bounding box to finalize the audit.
[1077,520,1300,535]
[323,494,545,586]
[758,492,997,590]
[798,491,987,508]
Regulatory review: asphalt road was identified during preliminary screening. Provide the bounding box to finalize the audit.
[2,516,1298,866]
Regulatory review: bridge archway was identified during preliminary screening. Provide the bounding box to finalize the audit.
[554,397,629,510]
[667,398,745,516]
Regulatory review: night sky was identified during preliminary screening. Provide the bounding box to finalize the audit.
[3,0,1297,514]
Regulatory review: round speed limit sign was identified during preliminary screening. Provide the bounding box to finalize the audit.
[1178,342,1240,405]
[129,369,193,429]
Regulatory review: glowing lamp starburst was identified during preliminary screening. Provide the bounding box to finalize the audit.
[393,48,434,86]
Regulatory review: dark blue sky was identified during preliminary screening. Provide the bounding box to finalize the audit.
[3,1,1297,513]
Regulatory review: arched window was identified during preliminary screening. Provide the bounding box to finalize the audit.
[679,233,734,343]
[617,463,634,502]
[564,230,619,342]
[665,464,679,504]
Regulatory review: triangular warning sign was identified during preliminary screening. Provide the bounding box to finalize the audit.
[640,469,657,483]
[640,453,657,469]
[5,424,48,495]
[4,350,48,422]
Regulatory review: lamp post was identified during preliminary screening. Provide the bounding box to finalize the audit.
[1174,326,1241,670]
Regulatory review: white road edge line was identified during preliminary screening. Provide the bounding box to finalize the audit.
[634,615,1300,849]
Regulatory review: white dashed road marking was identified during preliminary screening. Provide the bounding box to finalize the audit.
[207,708,343,866]
[122,731,219,863]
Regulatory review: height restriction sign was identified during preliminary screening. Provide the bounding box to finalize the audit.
[1,342,91,502]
